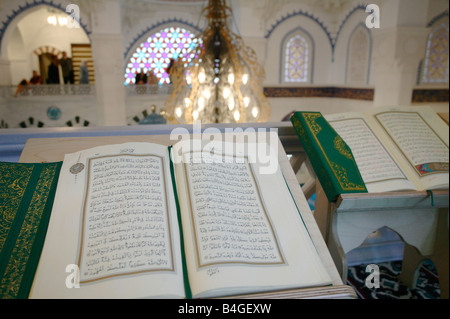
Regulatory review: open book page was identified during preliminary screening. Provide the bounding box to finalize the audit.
[171,139,332,298]
[365,106,449,191]
[325,112,417,193]
[30,142,185,299]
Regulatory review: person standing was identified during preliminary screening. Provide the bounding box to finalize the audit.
[79,60,89,84]
[47,61,60,84]
[59,51,74,84]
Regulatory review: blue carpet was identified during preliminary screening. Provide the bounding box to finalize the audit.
[347,260,440,299]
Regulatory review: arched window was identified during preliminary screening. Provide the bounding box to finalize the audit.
[422,20,449,84]
[283,31,312,83]
[124,26,200,85]
[346,25,371,85]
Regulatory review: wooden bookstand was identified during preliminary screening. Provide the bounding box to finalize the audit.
[290,112,449,299]
[313,184,449,299]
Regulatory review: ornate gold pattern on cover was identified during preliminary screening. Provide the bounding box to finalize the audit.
[0,162,60,299]
[291,116,305,137]
[291,111,367,201]
[303,113,322,135]
[303,113,364,191]
[329,161,363,190]
[0,164,33,252]
[334,136,353,160]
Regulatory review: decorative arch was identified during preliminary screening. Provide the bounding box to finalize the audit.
[0,0,91,56]
[427,10,449,28]
[345,23,372,85]
[123,18,203,61]
[265,4,367,61]
[333,5,367,52]
[123,23,203,85]
[33,46,64,59]
[265,10,331,48]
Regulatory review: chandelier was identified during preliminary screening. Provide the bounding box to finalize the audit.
[163,0,270,124]
[47,8,69,27]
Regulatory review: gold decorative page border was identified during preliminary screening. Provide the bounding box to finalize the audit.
[328,117,409,184]
[301,113,366,191]
[374,111,449,177]
[182,150,285,269]
[0,163,59,299]
[77,154,175,284]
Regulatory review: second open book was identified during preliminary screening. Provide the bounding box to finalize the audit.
[325,106,449,193]
[30,137,331,298]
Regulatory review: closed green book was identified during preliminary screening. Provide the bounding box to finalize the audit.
[0,161,62,299]
[291,112,367,202]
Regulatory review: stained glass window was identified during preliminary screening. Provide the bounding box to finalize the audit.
[284,34,309,82]
[124,27,200,85]
[422,21,449,84]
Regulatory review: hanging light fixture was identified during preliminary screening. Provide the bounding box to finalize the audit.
[163,0,270,124]
[47,8,69,27]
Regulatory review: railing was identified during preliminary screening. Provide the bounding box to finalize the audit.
[0,121,298,162]
[125,84,174,96]
[1,84,175,98]
[1,84,96,98]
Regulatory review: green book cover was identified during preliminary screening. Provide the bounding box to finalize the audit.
[0,161,62,299]
[291,112,367,202]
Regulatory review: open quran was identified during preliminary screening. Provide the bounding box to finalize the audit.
[325,106,449,193]
[23,138,332,298]
[292,106,449,201]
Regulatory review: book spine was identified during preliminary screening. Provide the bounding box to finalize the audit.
[167,146,192,299]
[290,112,367,202]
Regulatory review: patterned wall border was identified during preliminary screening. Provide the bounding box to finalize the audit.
[427,10,449,27]
[1,2,372,64]
[264,9,331,43]
[264,3,367,61]
[263,86,374,101]
[333,4,367,53]
[0,0,91,56]
[412,89,449,103]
